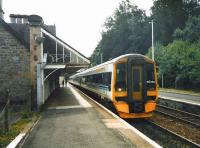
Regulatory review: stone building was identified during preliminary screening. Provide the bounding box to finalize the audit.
[0,17,30,103]
[0,4,89,109]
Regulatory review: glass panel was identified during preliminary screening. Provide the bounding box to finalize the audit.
[147,64,155,81]
[147,64,155,90]
[132,65,143,101]
[133,69,140,91]
[115,63,126,91]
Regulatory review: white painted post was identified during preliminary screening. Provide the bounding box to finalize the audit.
[40,31,44,63]
[101,53,103,63]
[63,46,65,63]
[70,51,72,63]
[151,20,154,61]
[76,56,78,64]
[56,41,58,63]
[162,74,164,88]
[37,63,44,109]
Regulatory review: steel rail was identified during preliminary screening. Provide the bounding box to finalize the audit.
[148,120,200,148]
[129,119,200,148]
[156,104,200,128]
[157,104,200,118]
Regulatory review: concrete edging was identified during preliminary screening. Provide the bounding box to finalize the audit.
[6,116,41,148]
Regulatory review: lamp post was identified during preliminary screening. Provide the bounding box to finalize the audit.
[100,53,103,63]
[151,20,154,61]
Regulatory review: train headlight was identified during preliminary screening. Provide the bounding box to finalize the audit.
[117,88,122,92]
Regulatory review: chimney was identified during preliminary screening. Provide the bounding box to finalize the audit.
[0,0,4,19]
[10,14,28,24]
[28,15,43,26]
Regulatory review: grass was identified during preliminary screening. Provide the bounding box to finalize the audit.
[0,110,39,147]
[0,119,30,147]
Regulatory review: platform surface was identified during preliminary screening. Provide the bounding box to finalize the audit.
[159,91,200,105]
[24,88,134,148]
[22,85,140,148]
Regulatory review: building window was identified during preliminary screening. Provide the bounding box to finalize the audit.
[17,18,22,24]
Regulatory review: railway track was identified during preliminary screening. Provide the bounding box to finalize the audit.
[156,104,200,128]
[128,119,200,148]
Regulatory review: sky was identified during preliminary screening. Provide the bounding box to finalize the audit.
[3,0,153,57]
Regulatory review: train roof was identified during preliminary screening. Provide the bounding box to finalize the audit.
[70,54,153,78]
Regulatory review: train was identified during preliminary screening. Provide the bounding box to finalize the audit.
[69,54,158,118]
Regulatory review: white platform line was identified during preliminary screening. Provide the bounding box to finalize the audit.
[74,86,162,148]
[68,83,92,108]
[7,133,26,148]
[48,105,83,110]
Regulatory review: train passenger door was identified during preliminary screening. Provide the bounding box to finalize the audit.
[131,65,143,101]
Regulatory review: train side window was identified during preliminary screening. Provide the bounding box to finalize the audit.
[85,76,88,82]
[115,63,126,91]
[82,77,86,83]
[98,74,103,84]
[106,72,111,91]
[104,72,111,85]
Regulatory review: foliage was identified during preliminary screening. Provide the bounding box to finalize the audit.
[91,0,200,90]
[174,15,200,42]
[0,119,30,147]
[147,40,200,89]
[90,0,151,65]
[151,0,200,45]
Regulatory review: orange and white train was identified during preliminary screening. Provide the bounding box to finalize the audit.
[69,54,158,118]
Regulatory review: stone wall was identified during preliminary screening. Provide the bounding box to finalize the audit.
[0,24,31,102]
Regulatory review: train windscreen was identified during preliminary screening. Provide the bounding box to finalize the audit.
[147,64,156,90]
[115,63,126,91]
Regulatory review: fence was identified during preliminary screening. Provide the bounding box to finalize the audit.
[0,90,10,133]
[0,89,32,133]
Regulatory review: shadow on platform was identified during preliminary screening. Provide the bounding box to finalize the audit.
[44,87,80,108]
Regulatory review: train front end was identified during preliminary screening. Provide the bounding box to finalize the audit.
[113,55,158,118]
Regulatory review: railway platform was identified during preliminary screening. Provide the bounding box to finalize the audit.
[159,90,200,106]
[22,84,160,148]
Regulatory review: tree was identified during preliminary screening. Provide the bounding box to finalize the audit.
[174,15,200,42]
[91,0,151,63]
[151,0,200,45]
[148,40,200,89]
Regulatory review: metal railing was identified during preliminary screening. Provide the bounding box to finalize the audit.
[47,54,70,64]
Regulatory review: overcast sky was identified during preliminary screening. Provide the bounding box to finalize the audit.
[3,0,153,57]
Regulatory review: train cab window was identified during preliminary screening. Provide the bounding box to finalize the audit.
[147,64,156,90]
[115,63,126,91]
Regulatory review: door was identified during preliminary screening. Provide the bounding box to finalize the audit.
[132,65,143,101]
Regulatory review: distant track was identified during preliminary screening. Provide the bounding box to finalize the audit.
[156,104,200,128]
